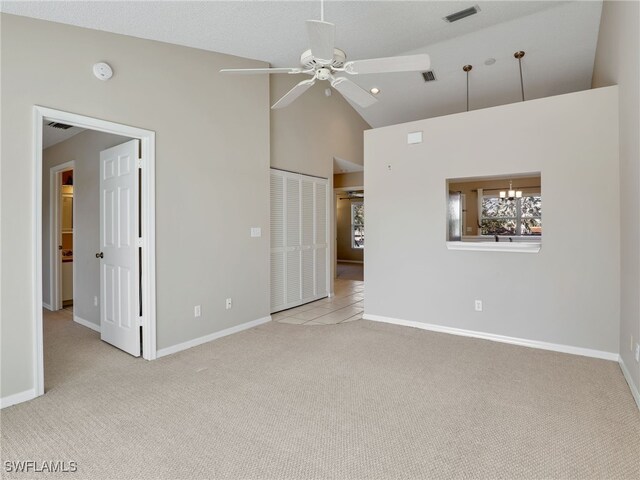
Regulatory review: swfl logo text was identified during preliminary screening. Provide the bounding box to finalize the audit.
[4,460,78,473]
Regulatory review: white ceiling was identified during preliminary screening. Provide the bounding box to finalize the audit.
[3,1,603,128]
[42,122,85,149]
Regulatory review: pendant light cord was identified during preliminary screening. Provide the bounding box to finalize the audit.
[463,65,472,112]
[321,0,324,21]
[514,51,526,102]
[518,57,524,101]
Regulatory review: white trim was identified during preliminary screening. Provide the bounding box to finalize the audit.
[156,316,272,358]
[337,259,364,264]
[42,302,53,311]
[49,161,75,311]
[1,389,36,409]
[619,356,640,410]
[33,114,45,398]
[33,106,157,402]
[446,241,541,253]
[73,315,100,333]
[362,313,619,361]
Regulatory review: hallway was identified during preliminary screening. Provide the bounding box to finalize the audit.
[272,274,364,325]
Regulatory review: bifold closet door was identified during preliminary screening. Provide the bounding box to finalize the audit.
[314,182,328,298]
[270,173,286,311]
[270,169,329,313]
[286,177,302,305]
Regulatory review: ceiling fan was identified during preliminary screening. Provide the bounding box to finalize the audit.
[220,7,431,109]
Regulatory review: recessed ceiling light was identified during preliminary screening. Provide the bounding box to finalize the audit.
[370,87,380,95]
[484,58,496,66]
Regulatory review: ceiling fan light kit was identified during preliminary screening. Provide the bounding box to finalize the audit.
[220,6,430,110]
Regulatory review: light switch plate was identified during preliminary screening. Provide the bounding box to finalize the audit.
[250,227,261,237]
[407,131,423,144]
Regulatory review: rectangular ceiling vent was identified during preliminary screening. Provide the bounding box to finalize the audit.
[422,70,437,82]
[443,5,480,23]
[47,122,73,130]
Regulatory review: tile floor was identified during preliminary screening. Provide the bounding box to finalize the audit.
[272,277,364,325]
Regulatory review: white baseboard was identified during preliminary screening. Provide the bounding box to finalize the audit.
[337,259,364,264]
[74,315,100,333]
[619,356,640,410]
[156,316,272,358]
[363,313,619,361]
[1,388,36,409]
[42,302,52,311]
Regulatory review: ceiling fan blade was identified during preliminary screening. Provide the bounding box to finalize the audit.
[220,67,303,75]
[271,78,316,109]
[306,20,335,64]
[344,54,431,75]
[331,77,378,108]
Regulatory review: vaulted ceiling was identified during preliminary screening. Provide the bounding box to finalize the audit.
[1,1,603,127]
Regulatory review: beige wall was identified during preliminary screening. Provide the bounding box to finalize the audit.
[448,176,541,236]
[43,130,132,325]
[365,87,620,355]
[0,14,270,399]
[334,172,364,189]
[336,196,364,262]
[592,0,640,397]
[270,76,370,179]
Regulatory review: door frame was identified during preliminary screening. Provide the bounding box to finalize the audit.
[49,161,75,311]
[33,106,157,398]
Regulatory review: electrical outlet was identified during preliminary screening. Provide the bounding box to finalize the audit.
[635,343,639,363]
[93,296,98,307]
[225,298,232,310]
[194,305,201,318]
[474,300,483,312]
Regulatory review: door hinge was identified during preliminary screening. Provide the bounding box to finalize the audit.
[137,157,142,168]
[136,317,144,328]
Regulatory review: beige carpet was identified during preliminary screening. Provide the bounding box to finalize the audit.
[1,308,639,479]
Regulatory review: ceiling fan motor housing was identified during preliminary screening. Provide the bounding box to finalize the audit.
[300,48,346,69]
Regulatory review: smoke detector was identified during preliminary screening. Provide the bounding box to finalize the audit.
[93,62,113,81]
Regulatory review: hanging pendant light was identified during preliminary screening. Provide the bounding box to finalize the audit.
[514,51,526,101]
[500,180,522,200]
[463,64,473,112]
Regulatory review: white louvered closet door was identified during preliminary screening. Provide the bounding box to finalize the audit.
[286,177,301,305]
[301,178,315,300]
[314,182,328,297]
[270,174,286,311]
[270,169,329,313]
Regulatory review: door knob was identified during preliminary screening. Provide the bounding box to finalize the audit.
[95,252,104,259]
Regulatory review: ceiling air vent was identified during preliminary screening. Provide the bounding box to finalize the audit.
[47,122,73,130]
[443,5,480,23]
[422,70,437,82]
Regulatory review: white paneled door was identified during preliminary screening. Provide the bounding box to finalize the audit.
[99,140,141,356]
[270,169,329,313]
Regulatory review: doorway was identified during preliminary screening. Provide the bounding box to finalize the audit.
[48,162,76,313]
[335,188,364,282]
[33,106,157,398]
